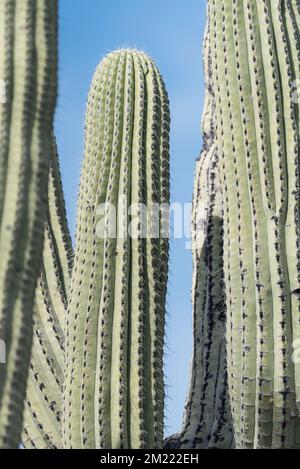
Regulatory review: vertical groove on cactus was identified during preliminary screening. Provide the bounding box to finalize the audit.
[0,0,57,448]
[22,138,73,449]
[172,17,233,449]
[209,0,300,448]
[63,49,170,449]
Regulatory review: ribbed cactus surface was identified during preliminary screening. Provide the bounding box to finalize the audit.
[22,138,73,449]
[63,49,170,449]
[179,18,233,449]
[0,0,57,448]
[208,0,300,448]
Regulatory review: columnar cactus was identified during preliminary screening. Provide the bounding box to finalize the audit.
[22,138,73,449]
[165,17,233,450]
[208,0,300,448]
[179,19,233,449]
[62,50,170,449]
[0,0,57,448]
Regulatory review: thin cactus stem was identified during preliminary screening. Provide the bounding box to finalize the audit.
[63,49,170,450]
[22,137,73,449]
[209,0,300,448]
[0,0,57,448]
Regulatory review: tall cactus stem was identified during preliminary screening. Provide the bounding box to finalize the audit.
[0,0,57,448]
[22,137,73,449]
[209,0,300,448]
[170,16,233,449]
[63,49,170,450]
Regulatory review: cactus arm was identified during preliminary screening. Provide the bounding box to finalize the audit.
[22,138,73,449]
[209,0,300,448]
[175,16,233,449]
[111,56,169,449]
[210,0,272,447]
[181,24,215,447]
[0,0,57,448]
[46,139,73,300]
[63,50,170,449]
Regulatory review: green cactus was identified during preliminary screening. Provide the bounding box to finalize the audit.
[22,137,73,449]
[62,49,170,449]
[180,19,233,449]
[0,0,57,448]
[4,0,300,451]
[208,0,300,448]
[165,17,233,450]
[165,152,233,449]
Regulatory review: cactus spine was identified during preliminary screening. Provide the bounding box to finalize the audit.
[0,0,57,448]
[22,138,73,449]
[208,0,300,448]
[62,50,170,449]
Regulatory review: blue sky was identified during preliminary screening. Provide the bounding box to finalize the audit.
[55,0,207,436]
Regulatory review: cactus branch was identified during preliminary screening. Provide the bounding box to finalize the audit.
[209,0,300,448]
[63,50,170,450]
[165,17,233,449]
[22,137,73,449]
[0,0,57,448]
